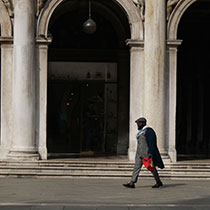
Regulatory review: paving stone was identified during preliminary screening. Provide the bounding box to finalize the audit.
[98,206,128,210]
[63,206,96,210]
[0,206,31,210]
[31,206,63,210]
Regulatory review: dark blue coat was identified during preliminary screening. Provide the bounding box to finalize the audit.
[145,127,165,169]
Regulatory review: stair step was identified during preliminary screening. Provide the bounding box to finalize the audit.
[0,171,171,179]
[1,160,210,179]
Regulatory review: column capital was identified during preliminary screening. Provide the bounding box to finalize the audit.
[126,39,144,48]
[167,39,183,53]
[0,36,13,44]
[167,39,182,48]
[36,36,52,45]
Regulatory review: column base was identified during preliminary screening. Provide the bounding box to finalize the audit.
[168,148,177,162]
[7,148,39,161]
[38,146,48,160]
[159,149,171,164]
[159,149,168,156]
[128,148,136,161]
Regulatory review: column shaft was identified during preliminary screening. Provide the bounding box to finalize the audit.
[36,42,49,160]
[9,0,38,160]
[167,40,182,162]
[144,0,167,154]
[0,41,13,159]
[127,41,144,161]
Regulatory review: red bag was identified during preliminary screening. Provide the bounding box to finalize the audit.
[142,156,155,173]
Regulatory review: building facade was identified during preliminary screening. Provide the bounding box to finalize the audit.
[0,0,210,162]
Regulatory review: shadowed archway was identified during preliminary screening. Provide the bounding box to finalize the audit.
[46,0,131,157]
[176,0,210,160]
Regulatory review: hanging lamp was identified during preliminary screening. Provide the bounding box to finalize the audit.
[83,0,96,34]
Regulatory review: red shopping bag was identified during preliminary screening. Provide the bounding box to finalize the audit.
[142,156,155,173]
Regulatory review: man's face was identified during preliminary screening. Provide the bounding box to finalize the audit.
[137,122,145,130]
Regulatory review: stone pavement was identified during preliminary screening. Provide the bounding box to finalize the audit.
[0,177,210,210]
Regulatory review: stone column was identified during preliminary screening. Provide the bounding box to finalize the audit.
[36,37,52,160]
[144,0,167,155]
[126,40,144,161]
[167,40,182,162]
[0,37,13,159]
[8,0,39,160]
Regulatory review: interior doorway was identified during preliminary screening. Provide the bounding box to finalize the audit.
[47,81,105,154]
[176,1,210,160]
[47,62,118,155]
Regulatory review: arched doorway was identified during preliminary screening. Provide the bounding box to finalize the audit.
[46,0,130,156]
[176,0,210,160]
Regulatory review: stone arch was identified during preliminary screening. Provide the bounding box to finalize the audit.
[167,0,197,40]
[37,0,143,40]
[0,1,12,36]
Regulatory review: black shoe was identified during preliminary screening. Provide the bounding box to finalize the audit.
[152,181,163,188]
[123,183,135,188]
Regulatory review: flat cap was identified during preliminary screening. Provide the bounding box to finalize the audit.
[135,117,147,124]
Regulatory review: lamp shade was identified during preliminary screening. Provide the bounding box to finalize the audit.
[83,18,96,34]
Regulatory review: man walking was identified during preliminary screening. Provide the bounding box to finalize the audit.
[123,117,164,188]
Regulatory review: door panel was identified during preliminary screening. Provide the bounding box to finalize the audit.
[47,81,118,155]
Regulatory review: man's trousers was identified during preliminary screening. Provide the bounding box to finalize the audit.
[131,154,161,183]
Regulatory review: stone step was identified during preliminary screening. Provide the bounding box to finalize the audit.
[0,161,171,169]
[1,170,210,179]
[0,172,172,179]
[0,168,171,178]
[171,165,210,169]
[0,166,171,175]
[1,160,210,179]
[0,161,170,178]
